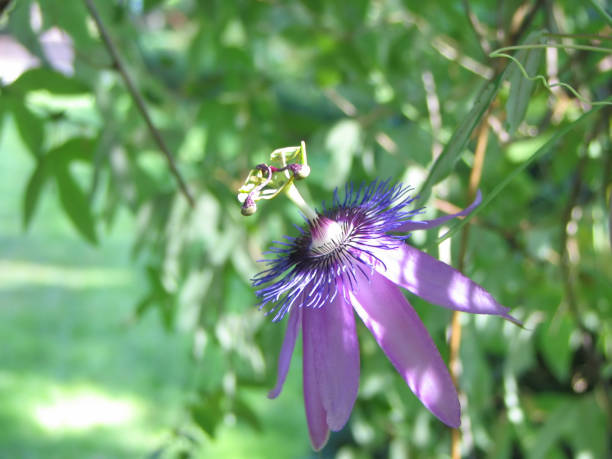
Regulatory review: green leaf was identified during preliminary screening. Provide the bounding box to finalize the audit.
[417,73,504,202]
[22,159,49,229]
[190,391,224,438]
[488,417,514,459]
[527,398,576,459]
[141,265,175,330]
[232,396,262,432]
[567,396,607,459]
[10,68,89,95]
[38,1,97,52]
[46,137,96,165]
[9,97,45,157]
[0,0,16,16]
[435,103,606,245]
[538,316,574,382]
[134,294,155,318]
[0,105,4,141]
[23,136,96,236]
[460,324,493,410]
[4,0,47,60]
[322,119,361,189]
[143,0,166,11]
[506,32,544,135]
[54,164,98,245]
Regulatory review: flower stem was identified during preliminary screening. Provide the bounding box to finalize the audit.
[284,182,317,221]
[491,43,612,54]
[451,118,489,459]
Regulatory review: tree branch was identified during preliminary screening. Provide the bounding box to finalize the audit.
[83,0,195,208]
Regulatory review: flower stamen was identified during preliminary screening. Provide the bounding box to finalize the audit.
[309,216,349,256]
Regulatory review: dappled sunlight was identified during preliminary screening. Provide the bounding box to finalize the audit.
[33,386,141,432]
[0,260,132,289]
[0,369,170,455]
[503,373,524,425]
[448,274,471,308]
[406,365,443,410]
[0,36,40,84]
[350,271,460,427]
[373,241,518,322]
[1,0,609,456]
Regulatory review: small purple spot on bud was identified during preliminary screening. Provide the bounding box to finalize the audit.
[288,163,311,180]
[241,194,257,216]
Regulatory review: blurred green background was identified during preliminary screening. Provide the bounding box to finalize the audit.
[0,0,610,458]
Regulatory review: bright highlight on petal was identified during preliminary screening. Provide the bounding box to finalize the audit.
[350,272,460,428]
[302,292,360,431]
[253,180,520,450]
[366,243,521,325]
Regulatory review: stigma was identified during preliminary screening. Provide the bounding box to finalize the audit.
[309,216,348,256]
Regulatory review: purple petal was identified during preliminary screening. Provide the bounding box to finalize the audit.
[303,292,360,432]
[398,190,482,232]
[350,272,461,428]
[303,334,330,451]
[268,305,302,399]
[364,243,521,324]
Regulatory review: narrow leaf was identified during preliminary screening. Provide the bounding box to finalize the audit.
[539,316,574,382]
[134,293,155,319]
[417,72,504,203]
[46,137,96,165]
[23,159,48,229]
[4,0,47,61]
[10,67,89,95]
[190,392,224,438]
[0,105,4,140]
[143,0,166,11]
[506,32,544,135]
[233,396,262,432]
[10,97,45,157]
[54,166,98,244]
[39,1,97,52]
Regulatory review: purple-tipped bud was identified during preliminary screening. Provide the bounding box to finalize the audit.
[288,163,311,180]
[241,194,257,216]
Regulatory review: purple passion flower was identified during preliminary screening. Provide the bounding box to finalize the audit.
[253,181,519,450]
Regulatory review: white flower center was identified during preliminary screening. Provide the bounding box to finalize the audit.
[310,217,346,256]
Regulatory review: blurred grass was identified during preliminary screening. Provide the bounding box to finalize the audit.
[0,114,311,458]
[0,115,194,456]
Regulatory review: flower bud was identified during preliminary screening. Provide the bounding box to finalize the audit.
[241,194,257,216]
[288,163,311,180]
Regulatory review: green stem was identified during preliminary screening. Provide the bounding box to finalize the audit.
[491,43,612,54]
[543,32,612,41]
[284,182,317,221]
[489,51,612,106]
